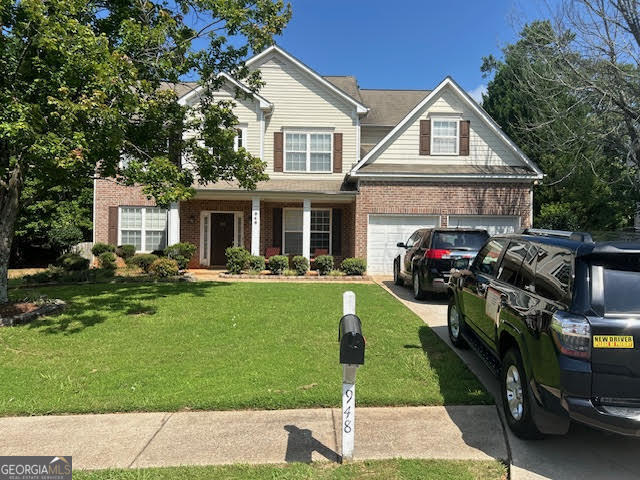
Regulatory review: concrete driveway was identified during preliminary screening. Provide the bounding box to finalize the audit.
[376,278,640,480]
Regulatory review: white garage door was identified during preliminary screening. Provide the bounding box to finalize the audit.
[447,215,520,235]
[367,215,440,274]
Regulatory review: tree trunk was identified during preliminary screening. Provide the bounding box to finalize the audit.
[0,165,23,304]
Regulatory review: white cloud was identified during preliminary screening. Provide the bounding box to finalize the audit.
[468,84,487,104]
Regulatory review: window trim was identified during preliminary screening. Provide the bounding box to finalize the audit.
[283,131,333,173]
[234,125,248,152]
[282,207,332,255]
[430,117,459,156]
[118,206,168,253]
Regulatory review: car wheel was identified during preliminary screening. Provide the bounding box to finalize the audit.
[393,259,402,286]
[447,300,468,348]
[412,271,426,300]
[501,348,543,440]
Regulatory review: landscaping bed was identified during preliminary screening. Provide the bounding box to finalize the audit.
[220,271,371,281]
[0,299,65,326]
[0,282,490,416]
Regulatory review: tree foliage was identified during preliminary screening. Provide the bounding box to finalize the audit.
[0,0,291,302]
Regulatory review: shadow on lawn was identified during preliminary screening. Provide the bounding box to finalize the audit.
[27,281,230,335]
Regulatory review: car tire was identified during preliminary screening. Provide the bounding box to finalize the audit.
[412,271,426,300]
[447,299,468,349]
[393,259,402,286]
[501,348,543,440]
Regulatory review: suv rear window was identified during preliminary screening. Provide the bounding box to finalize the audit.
[603,269,640,315]
[432,231,488,250]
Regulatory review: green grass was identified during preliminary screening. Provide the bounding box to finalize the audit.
[1,282,490,415]
[74,459,507,480]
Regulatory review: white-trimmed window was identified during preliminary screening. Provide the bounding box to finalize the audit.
[431,118,459,155]
[285,132,332,172]
[283,208,332,255]
[234,126,247,152]
[119,207,168,252]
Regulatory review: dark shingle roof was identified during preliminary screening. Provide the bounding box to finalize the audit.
[196,178,356,194]
[160,81,198,98]
[358,163,536,175]
[359,89,430,126]
[322,76,363,103]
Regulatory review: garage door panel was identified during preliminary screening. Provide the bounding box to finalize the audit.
[367,215,440,274]
[447,215,520,236]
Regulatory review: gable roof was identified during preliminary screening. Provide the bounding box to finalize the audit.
[246,45,369,114]
[323,76,363,103]
[176,73,273,111]
[350,76,544,179]
[359,89,430,126]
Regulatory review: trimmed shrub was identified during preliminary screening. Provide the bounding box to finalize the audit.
[49,223,84,252]
[57,253,90,272]
[98,252,117,270]
[329,269,345,277]
[149,257,179,278]
[164,242,196,270]
[248,255,266,272]
[24,267,115,284]
[283,269,298,277]
[150,249,165,257]
[116,244,136,260]
[291,255,309,276]
[268,255,288,275]
[314,255,334,276]
[129,253,159,273]
[225,246,250,274]
[91,242,115,256]
[341,258,367,276]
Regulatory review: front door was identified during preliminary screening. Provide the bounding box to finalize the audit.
[211,213,235,266]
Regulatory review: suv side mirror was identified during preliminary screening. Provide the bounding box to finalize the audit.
[396,242,406,248]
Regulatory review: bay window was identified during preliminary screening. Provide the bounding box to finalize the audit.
[119,207,168,252]
[431,118,459,155]
[283,208,331,255]
[285,132,332,172]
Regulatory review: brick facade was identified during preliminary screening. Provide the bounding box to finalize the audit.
[353,181,533,258]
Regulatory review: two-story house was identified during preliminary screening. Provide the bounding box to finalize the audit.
[93,45,543,274]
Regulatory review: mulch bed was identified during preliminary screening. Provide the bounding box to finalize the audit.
[220,273,371,281]
[0,300,66,327]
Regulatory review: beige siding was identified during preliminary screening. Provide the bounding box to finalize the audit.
[253,54,359,179]
[368,86,524,167]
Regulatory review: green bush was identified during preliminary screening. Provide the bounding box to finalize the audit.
[268,255,288,275]
[314,255,334,276]
[164,242,196,269]
[56,253,90,272]
[91,242,116,256]
[283,269,298,277]
[150,249,165,257]
[329,269,345,277]
[341,258,367,276]
[149,257,179,278]
[128,254,159,273]
[291,255,309,276]
[98,252,117,270]
[248,255,266,272]
[49,223,84,252]
[116,244,136,260]
[225,246,250,274]
[24,267,115,284]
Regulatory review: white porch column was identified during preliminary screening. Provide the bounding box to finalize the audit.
[168,202,180,246]
[303,199,311,260]
[251,197,261,256]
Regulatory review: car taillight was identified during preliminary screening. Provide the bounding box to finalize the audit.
[551,311,591,360]
[425,249,451,259]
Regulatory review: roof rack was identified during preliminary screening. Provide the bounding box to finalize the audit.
[520,228,594,243]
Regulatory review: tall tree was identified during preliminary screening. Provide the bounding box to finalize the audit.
[0,0,291,303]
[482,18,639,230]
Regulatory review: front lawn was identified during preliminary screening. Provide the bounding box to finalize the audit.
[75,459,507,480]
[1,282,490,415]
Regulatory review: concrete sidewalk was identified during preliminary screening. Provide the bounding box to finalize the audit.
[0,406,507,470]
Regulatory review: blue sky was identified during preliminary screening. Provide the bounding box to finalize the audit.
[269,0,550,101]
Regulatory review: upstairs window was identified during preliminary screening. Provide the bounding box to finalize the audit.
[234,126,247,151]
[285,132,332,172]
[431,118,459,155]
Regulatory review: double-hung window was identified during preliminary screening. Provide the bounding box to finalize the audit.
[119,207,168,252]
[283,208,332,255]
[431,118,459,155]
[234,126,247,151]
[285,132,332,172]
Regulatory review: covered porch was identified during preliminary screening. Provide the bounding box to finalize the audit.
[179,181,357,268]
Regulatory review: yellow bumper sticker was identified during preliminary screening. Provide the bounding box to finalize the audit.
[593,335,635,349]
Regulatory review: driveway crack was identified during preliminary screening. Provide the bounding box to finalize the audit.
[128,412,174,468]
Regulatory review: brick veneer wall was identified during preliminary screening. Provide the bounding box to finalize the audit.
[94,179,158,244]
[354,181,533,258]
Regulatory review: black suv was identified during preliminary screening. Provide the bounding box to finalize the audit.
[394,228,489,299]
[448,229,640,438]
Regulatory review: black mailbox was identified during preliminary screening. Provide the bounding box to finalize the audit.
[339,314,365,365]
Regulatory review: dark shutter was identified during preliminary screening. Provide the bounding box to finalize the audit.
[273,208,282,248]
[274,132,283,172]
[459,120,470,156]
[108,206,118,245]
[332,208,342,256]
[333,132,343,173]
[419,120,430,155]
